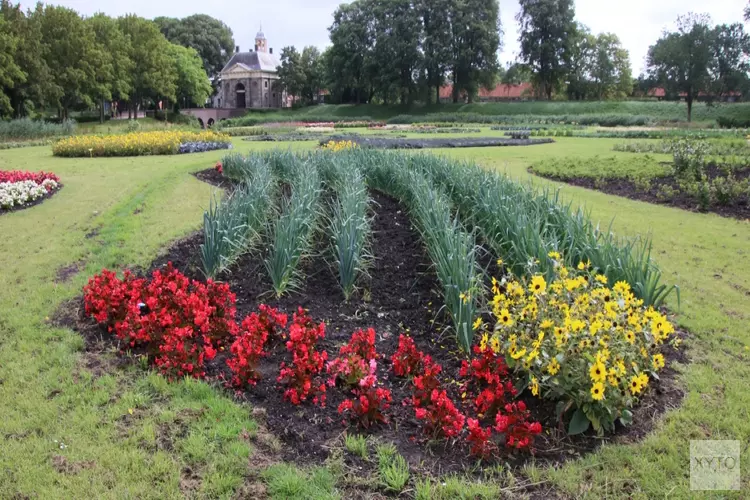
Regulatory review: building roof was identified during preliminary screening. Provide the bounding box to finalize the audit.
[439,82,533,99]
[221,51,280,74]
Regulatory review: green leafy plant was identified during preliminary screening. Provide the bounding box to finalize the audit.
[327,164,372,301]
[200,161,275,279]
[376,443,409,493]
[343,434,368,460]
[265,159,321,296]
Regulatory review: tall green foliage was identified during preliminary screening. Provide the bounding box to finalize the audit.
[86,13,133,122]
[167,43,212,108]
[154,14,234,78]
[118,15,177,113]
[516,0,578,100]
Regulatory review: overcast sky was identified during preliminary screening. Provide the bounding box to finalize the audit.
[18,0,749,74]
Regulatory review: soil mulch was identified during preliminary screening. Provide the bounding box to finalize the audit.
[330,136,555,149]
[0,185,63,216]
[530,164,750,221]
[56,169,688,479]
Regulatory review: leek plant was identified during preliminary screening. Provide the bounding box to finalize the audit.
[200,160,275,278]
[265,159,322,297]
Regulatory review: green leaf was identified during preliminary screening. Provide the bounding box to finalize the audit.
[620,409,633,426]
[568,408,590,435]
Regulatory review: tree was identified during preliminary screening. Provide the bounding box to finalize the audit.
[590,33,632,99]
[566,23,595,100]
[277,46,304,103]
[86,13,133,122]
[516,0,577,100]
[502,63,532,85]
[0,14,24,116]
[299,46,324,103]
[154,14,234,78]
[118,15,176,118]
[648,13,715,122]
[449,0,502,103]
[417,0,452,103]
[327,1,374,103]
[168,43,211,108]
[369,0,422,104]
[0,1,55,117]
[711,23,750,98]
[37,5,102,119]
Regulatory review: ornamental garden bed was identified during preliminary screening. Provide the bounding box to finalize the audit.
[61,149,686,477]
[530,154,750,220]
[0,170,62,214]
[52,130,232,157]
[322,136,554,149]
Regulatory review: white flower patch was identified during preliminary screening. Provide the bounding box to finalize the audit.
[0,179,59,209]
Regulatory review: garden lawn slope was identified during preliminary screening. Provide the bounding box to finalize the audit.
[0,137,749,498]
[227,101,750,123]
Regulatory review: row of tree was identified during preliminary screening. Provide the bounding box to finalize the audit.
[279,0,502,105]
[0,2,230,120]
[277,0,633,105]
[648,14,750,121]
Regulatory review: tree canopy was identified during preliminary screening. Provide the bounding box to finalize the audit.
[154,14,234,78]
[516,0,577,100]
[648,13,749,121]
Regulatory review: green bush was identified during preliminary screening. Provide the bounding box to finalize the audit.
[531,155,669,181]
[0,118,76,141]
[717,116,750,129]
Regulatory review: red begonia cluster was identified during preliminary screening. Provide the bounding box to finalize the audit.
[226,305,288,387]
[327,327,378,387]
[392,339,542,457]
[391,334,423,377]
[337,358,392,428]
[460,344,518,416]
[83,264,237,379]
[0,170,60,185]
[277,308,328,406]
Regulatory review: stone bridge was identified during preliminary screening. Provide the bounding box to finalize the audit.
[181,108,247,128]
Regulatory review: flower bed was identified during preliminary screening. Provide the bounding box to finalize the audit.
[0,170,61,211]
[320,136,555,149]
[52,130,231,157]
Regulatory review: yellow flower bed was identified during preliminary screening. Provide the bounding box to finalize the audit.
[322,140,357,152]
[482,252,679,435]
[52,130,231,157]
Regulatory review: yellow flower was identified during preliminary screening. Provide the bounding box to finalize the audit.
[479,333,489,350]
[591,382,605,401]
[530,275,547,294]
[496,258,503,267]
[472,317,483,331]
[540,319,554,329]
[548,251,562,261]
[530,376,540,396]
[625,330,636,344]
[490,336,501,354]
[510,347,527,360]
[589,361,607,383]
[595,274,608,285]
[652,353,665,370]
[613,281,631,294]
[498,309,514,327]
[629,374,647,395]
[546,358,560,375]
[577,260,590,270]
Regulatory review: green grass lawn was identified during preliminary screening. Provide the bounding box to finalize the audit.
[1,136,749,498]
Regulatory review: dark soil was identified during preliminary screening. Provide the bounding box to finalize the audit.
[57,169,688,479]
[530,164,750,221]
[0,185,63,216]
[330,136,555,149]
